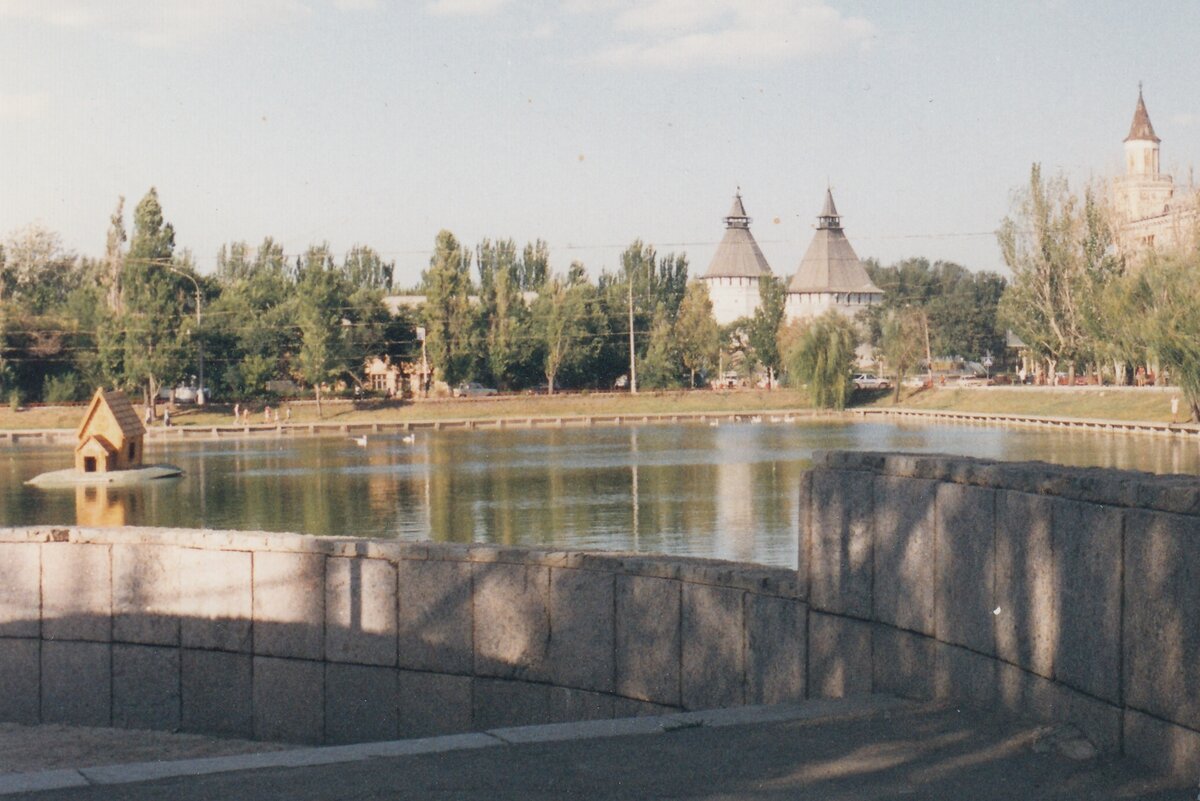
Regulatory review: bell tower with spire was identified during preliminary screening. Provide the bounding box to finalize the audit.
[1125,83,1161,177]
[1114,85,1175,224]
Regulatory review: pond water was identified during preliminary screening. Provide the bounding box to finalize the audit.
[5,420,1200,568]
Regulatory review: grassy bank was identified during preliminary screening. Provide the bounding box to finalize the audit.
[0,389,814,431]
[865,386,1187,423]
[3,385,1189,432]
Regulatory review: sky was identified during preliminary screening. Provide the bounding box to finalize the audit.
[2,0,1199,288]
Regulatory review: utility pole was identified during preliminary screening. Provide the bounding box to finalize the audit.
[922,309,933,386]
[627,278,637,394]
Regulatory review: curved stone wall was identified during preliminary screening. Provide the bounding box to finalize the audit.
[0,527,805,746]
[1,448,1198,782]
[803,450,1200,781]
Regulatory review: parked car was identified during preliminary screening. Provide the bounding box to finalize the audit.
[452,382,498,398]
[853,373,891,390]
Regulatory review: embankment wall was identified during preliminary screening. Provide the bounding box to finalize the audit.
[804,450,1200,780]
[1,448,1198,780]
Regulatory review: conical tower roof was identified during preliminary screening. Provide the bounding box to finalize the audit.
[787,190,881,294]
[702,190,773,279]
[1125,86,1160,143]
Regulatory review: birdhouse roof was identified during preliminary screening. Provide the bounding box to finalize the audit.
[76,389,146,443]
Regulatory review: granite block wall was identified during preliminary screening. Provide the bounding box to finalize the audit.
[2,448,1198,784]
[0,527,801,747]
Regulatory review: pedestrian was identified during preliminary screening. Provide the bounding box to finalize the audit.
[234,402,240,422]
[242,408,250,425]
[285,405,291,422]
[163,407,171,427]
[264,406,272,424]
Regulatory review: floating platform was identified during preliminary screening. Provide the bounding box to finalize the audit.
[25,465,184,488]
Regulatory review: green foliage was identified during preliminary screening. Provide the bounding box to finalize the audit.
[532,275,587,393]
[423,231,476,385]
[879,308,925,403]
[294,244,352,402]
[996,164,1089,374]
[863,258,1005,361]
[1,225,82,314]
[478,238,532,388]
[117,188,191,402]
[1113,253,1200,420]
[519,239,550,291]
[786,311,858,410]
[638,307,683,389]
[674,282,720,387]
[749,275,786,373]
[342,244,394,291]
[42,372,82,403]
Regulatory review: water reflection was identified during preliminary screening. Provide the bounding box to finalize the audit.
[4,419,1200,568]
[75,485,134,527]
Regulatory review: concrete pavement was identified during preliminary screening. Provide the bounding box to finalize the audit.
[1,695,1190,800]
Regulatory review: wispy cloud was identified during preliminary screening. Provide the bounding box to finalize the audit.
[1170,112,1198,129]
[425,0,509,16]
[0,0,315,47]
[0,91,50,120]
[576,0,876,69]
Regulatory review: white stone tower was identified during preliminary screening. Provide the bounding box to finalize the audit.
[785,188,882,322]
[1114,85,1175,224]
[700,190,774,326]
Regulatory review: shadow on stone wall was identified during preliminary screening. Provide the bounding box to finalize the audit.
[804,451,1200,782]
[0,529,805,747]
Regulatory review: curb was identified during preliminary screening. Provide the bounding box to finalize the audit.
[0,695,910,796]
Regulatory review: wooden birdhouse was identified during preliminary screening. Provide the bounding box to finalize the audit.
[75,389,147,474]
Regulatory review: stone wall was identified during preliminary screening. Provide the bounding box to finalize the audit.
[0,527,805,747]
[805,450,1200,781]
[2,448,1197,781]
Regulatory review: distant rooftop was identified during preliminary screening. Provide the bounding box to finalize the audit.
[787,189,882,295]
[1125,86,1160,144]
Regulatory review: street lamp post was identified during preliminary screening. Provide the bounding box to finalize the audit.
[163,265,204,406]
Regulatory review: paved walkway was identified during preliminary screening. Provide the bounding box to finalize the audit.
[1,696,1190,800]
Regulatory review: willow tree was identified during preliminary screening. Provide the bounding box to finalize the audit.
[1117,253,1200,420]
[787,311,858,410]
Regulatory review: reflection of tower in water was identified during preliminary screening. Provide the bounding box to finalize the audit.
[714,460,755,563]
[630,428,639,550]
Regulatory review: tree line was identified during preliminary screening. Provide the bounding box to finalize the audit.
[2,186,1022,412]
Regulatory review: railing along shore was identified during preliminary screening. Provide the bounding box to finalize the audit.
[3,405,1198,445]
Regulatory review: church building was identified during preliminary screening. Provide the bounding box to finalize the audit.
[700,190,775,325]
[784,189,882,322]
[1112,87,1199,256]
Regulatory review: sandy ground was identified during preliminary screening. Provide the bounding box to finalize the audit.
[0,722,295,775]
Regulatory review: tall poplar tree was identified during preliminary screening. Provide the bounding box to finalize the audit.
[119,188,190,409]
[423,230,475,386]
